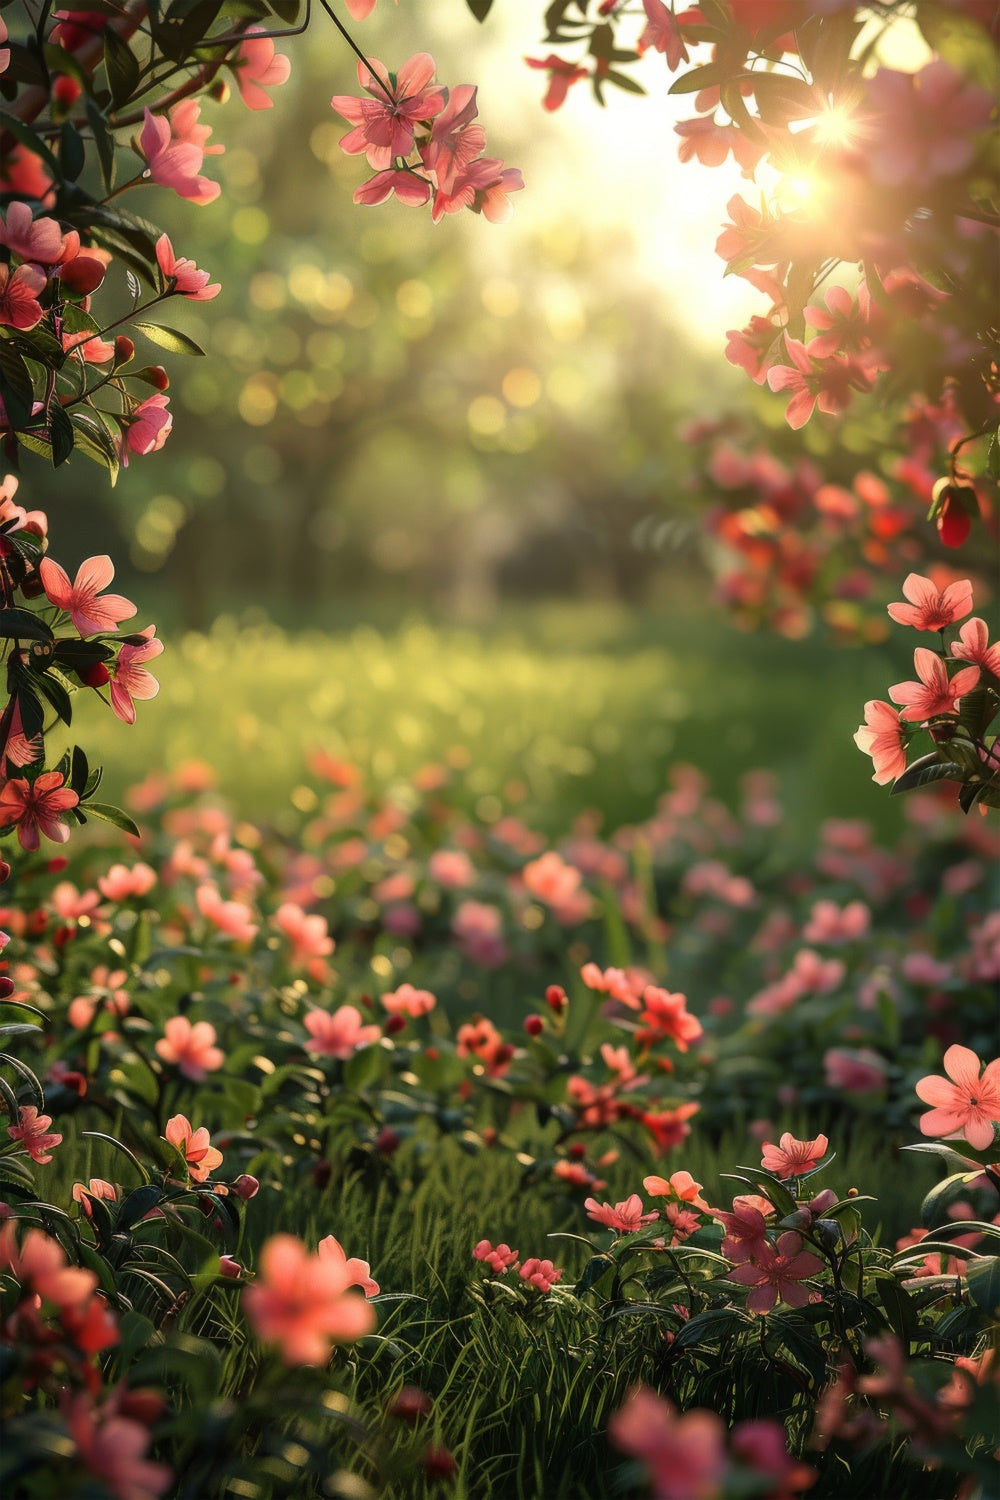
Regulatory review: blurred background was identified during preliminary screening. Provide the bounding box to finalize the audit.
[35,3,922,840]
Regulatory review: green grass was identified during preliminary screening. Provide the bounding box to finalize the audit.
[85,604,911,845]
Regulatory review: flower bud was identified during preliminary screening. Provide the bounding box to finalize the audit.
[51,75,83,112]
[143,365,170,391]
[80,661,111,687]
[387,1384,432,1423]
[114,336,135,364]
[524,1014,544,1036]
[545,984,567,1012]
[0,977,14,999]
[219,1255,243,1279]
[231,1174,259,1201]
[384,1013,406,1036]
[0,862,11,885]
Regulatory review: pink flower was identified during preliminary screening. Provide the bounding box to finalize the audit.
[915,1044,1000,1151]
[123,394,172,460]
[524,55,589,112]
[853,700,907,784]
[728,1231,824,1313]
[802,899,870,945]
[766,338,868,429]
[420,84,486,194]
[951,617,1000,679]
[0,1222,95,1307]
[331,54,446,170]
[139,101,223,204]
[887,573,974,632]
[110,626,163,725]
[0,201,66,263]
[354,168,431,208]
[97,863,157,901]
[195,880,258,942]
[0,262,46,330]
[39,553,136,636]
[64,1395,172,1500]
[760,1133,829,1179]
[608,1386,728,1500]
[637,986,703,1051]
[304,1003,380,1059]
[865,60,994,186]
[518,1256,562,1292]
[824,1047,887,1094]
[381,982,435,1018]
[714,1200,771,1264]
[243,1233,375,1364]
[164,1114,223,1182]
[436,157,523,224]
[0,772,79,850]
[642,1171,710,1211]
[155,234,220,301]
[473,1239,520,1274]
[428,848,475,888]
[232,26,291,110]
[272,902,334,965]
[7,1104,62,1163]
[888,648,979,722]
[155,1016,225,1081]
[317,1234,379,1296]
[344,0,377,15]
[637,0,689,70]
[584,1193,658,1233]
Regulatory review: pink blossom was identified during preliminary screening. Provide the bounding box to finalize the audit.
[304,1003,380,1059]
[0,1221,96,1307]
[518,1256,562,1292]
[155,1016,225,1081]
[888,648,980,722]
[766,337,870,429]
[0,263,46,330]
[331,54,446,171]
[643,1171,710,1211]
[317,1234,379,1296]
[64,1394,172,1500]
[110,626,163,725]
[123,394,172,460]
[354,168,431,208]
[420,84,486,194]
[164,1114,223,1182]
[853,700,908,785]
[430,155,524,224]
[473,1239,519,1274]
[887,573,974,632]
[725,316,779,383]
[272,902,334,966]
[344,0,378,15]
[155,234,220,300]
[0,201,65,263]
[233,26,291,110]
[865,60,995,186]
[139,101,223,205]
[0,772,79,850]
[637,0,689,70]
[714,1200,770,1264]
[97,863,157,901]
[728,1231,824,1313]
[760,1133,829,1179]
[637,985,703,1051]
[195,881,257,942]
[584,1193,658,1233]
[428,848,475,888]
[524,55,589,112]
[802,898,870,945]
[951,617,1000,679]
[823,1047,887,1094]
[7,1104,62,1163]
[607,1386,728,1500]
[381,982,435,1018]
[39,553,136,636]
[243,1234,375,1364]
[915,1044,1000,1151]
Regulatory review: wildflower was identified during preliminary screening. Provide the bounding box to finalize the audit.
[139,101,223,205]
[155,1016,225,1081]
[728,1232,824,1313]
[195,881,257,942]
[155,234,220,300]
[824,1047,887,1094]
[0,262,46,329]
[608,1386,728,1500]
[163,1114,223,1182]
[243,1233,375,1364]
[304,1004,380,1059]
[381,982,435,1017]
[419,83,485,194]
[524,54,589,111]
[641,1102,700,1152]
[519,1256,562,1291]
[331,54,445,170]
[636,986,703,1051]
[853,700,908,784]
[430,155,523,224]
[951,617,1000,680]
[472,1239,519,1274]
[637,0,689,70]
[317,1234,379,1296]
[272,902,334,966]
[232,25,291,110]
[714,1200,771,1264]
[7,1104,62,1163]
[916,1045,1000,1151]
[0,772,79,850]
[584,1193,658,1233]
[887,573,974,632]
[642,1171,710,1211]
[39,553,136,636]
[122,394,172,460]
[0,1221,95,1307]
[888,648,979,722]
[0,201,65,262]
[64,1392,172,1499]
[354,168,431,207]
[97,863,157,901]
[760,1133,829,1178]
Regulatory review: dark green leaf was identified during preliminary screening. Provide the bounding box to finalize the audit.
[0,608,54,643]
[33,668,74,725]
[84,96,117,192]
[59,120,87,181]
[116,1184,166,1231]
[668,63,724,95]
[466,0,494,17]
[48,400,75,468]
[79,802,141,838]
[574,1254,614,1296]
[890,754,963,795]
[104,29,141,108]
[964,1256,1000,1317]
[0,344,37,428]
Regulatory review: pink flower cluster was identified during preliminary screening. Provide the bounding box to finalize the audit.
[331,54,523,223]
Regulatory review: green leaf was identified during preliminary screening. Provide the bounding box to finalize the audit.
[916,0,999,88]
[964,1256,1000,1317]
[80,802,141,838]
[871,1271,920,1343]
[59,120,87,181]
[0,343,37,428]
[82,1131,150,1183]
[131,321,206,357]
[0,608,54,643]
[466,0,494,17]
[116,1184,165,1231]
[104,29,141,108]
[902,1142,984,1174]
[891,754,963,795]
[723,1166,798,1218]
[671,1307,745,1349]
[574,1254,614,1296]
[84,96,117,193]
[920,1170,983,1229]
[343,1043,383,1091]
[33,668,74,726]
[48,401,76,468]
[67,412,121,483]
[669,64,724,95]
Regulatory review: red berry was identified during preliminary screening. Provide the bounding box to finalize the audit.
[524,1014,544,1036]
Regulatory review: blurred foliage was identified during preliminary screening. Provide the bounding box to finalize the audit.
[26,12,729,626]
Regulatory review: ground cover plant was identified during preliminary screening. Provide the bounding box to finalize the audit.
[0,2,998,1499]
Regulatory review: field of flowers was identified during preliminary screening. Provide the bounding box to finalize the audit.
[2,623,998,1498]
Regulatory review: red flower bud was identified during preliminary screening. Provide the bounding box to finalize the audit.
[524,1014,544,1036]
[52,75,83,110]
[384,1014,406,1036]
[145,365,170,391]
[375,1125,400,1155]
[114,336,135,364]
[387,1384,432,1423]
[79,662,111,687]
[545,984,567,1012]
[0,977,14,999]
[232,1174,259,1201]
